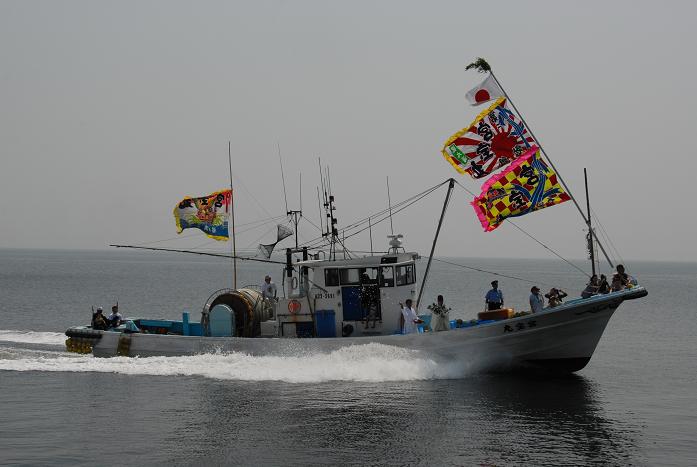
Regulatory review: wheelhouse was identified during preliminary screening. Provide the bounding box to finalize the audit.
[271,252,420,338]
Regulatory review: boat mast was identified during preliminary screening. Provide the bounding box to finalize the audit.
[287,173,302,249]
[584,168,596,277]
[416,178,455,310]
[480,60,614,269]
[228,141,237,289]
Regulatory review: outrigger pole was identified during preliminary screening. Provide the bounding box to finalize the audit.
[473,59,614,269]
[228,141,238,289]
[109,245,285,264]
[416,178,455,310]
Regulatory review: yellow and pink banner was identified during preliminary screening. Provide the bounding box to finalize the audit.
[471,147,570,232]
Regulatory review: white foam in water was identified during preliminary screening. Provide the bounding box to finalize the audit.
[0,329,67,345]
[0,343,469,383]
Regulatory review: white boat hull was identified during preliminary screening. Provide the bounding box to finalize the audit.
[90,288,646,373]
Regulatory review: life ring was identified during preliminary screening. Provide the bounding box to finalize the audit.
[288,299,301,314]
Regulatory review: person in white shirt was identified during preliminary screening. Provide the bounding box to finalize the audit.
[399,299,420,334]
[107,304,123,328]
[529,286,544,313]
[261,275,277,300]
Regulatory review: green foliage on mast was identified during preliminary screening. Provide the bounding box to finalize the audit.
[465,57,491,73]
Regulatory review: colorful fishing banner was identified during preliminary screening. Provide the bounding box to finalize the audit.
[173,189,232,241]
[471,146,570,232]
[441,97,535,179]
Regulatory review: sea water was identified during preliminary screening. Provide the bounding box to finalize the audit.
[0,249,695,466]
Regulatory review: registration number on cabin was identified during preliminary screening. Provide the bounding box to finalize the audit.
[315,292,335,299]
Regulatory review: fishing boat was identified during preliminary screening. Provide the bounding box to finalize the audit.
[64,58,648,373]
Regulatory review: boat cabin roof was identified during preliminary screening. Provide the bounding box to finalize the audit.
[296,252,419,269]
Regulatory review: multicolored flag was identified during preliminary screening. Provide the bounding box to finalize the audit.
[441,97,536,179]
[173,189,232,241]
[471,146,570,232]
[465,73,504,106]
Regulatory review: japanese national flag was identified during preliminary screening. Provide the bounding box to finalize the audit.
[465,74,504,106]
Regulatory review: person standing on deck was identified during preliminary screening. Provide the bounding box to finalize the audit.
[399,299,419,334]
[261,275,277,300]
[485,280,504,311]
[428,295,451,332]
[529,286,544,313]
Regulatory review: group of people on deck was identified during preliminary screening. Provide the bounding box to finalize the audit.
[581,264,634,298]
[397,264,636,334]
[91,305,123,330]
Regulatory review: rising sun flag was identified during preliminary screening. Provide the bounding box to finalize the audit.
[471,146,570,232]
[441,97,535,179]
[173,189,232,241]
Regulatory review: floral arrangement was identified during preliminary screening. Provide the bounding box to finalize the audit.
[427,303,451,316]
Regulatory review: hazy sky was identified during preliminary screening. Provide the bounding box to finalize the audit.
[1,0,695,264]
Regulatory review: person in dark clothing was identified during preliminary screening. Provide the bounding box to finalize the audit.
[91,307,108,330]
[484,280,504,311]
[598,274,611,294]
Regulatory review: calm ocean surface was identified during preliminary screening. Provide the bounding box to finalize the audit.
[0,249,695,466]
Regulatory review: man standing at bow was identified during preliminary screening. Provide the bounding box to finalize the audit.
[485,280,504,311]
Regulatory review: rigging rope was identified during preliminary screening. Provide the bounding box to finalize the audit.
[590,205,625,266]
[128,214,286,248]
[453,180,590,278]
[298,180,448,251]
[430,257,557,288]
[339,181,448,243]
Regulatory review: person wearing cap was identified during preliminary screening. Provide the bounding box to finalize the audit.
[107,304,123,328]
[261,275,277,300]
[529,286,544,313]
[91,307,108,330]
[485,280,504,311]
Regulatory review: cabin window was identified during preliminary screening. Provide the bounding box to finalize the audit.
[396,264,415,286]
[339,268,361,285]
[379,266,394,287]
[360,267,379,284]
[324,268,340,287]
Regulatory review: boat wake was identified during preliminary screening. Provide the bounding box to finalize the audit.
[0,342,471,383]
[0,329,67,346]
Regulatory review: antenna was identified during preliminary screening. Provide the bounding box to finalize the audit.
[316,186,324,234]
[287,171,303,249]
[278,142,289,213]
[386,176,394,236]
[321,165,339,260]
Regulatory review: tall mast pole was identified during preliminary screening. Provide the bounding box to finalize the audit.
[485,67,614,269]
[416,178,455,310]
[228,141,237,289]
[584,168,596,277]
